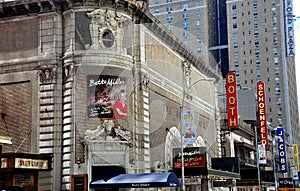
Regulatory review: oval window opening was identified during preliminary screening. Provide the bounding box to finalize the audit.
[102,30,114,48]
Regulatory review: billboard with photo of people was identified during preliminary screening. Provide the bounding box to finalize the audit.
[87,75,127,120]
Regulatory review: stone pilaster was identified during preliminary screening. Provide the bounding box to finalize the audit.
[132,23,151,173]
[38,63,63,191]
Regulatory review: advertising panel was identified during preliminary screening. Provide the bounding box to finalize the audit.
[173,147,207,177]
[87,75,127,120]
[15,158,49,170]
[258,144,267,164]
[226,72,238,129]
[257,81,268,147]
[277,127,288,174]
[182,110,196,145]
[278,178,294,190]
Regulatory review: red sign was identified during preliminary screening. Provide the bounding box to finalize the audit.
[226,72,238,128]
[173,147,206,168]
[257,81,268,147]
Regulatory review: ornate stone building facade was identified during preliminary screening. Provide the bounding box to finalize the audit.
[0,0,228,190]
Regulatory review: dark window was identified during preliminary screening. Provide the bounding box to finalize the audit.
[102,30,114,48]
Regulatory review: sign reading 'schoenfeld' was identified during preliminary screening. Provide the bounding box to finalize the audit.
[226,72,238,129]
[256,81,268,147]
[277,127,288,173]
[87,75,127,119]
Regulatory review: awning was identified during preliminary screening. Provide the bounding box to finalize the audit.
[90,172,179,189]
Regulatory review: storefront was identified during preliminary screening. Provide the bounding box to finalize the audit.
[0,153,52,191]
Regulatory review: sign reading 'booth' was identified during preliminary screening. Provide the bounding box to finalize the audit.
[226,72,238,129]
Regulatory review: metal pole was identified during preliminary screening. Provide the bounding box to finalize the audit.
[255,126,262,191]
[273,136,278,191]
[180,72,215,191]
[180,64,186,191]
[180,108,185,191]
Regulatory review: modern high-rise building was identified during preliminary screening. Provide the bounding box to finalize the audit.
[149,0,300,150]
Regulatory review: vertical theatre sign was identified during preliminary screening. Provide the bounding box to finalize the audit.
[277,127,288,173]
[293,144,299,180]
[293,144,299,172]
[285,0,295,56]
[226,72,238,129]
[256,81,268,147]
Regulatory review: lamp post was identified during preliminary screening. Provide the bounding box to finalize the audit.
[180,77,215,191]
[272,128,279,191]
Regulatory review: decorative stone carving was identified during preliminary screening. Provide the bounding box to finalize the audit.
[142,75,149,89]
[86,9,130,51]
[87,9,128,30]
[64,62,74,81]
[84,119,132,143]
[38,65,57,84]
[183,61,191,88]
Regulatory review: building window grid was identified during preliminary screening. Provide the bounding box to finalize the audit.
[274,47,278,55]
[182,22,189,29]
[234,61,239,67]
[273,27,277,35]
[233,42,238,48]
[272,17,277,25]
[183,30,189,37]
[233,13,237,19]
[272,7,276,15]
[275,67,280,75]
[167,6,173,12]
[256,69,261,77]
[275,77,280,85]
[182,3,188,10]
[196,29,201,36]
[182,13,189,19]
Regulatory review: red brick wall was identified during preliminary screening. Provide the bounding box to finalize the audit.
[0,81,31,153]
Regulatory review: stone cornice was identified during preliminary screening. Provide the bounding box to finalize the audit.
[0,0,58,18]
[0,0,221,80]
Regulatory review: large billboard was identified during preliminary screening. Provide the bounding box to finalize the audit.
[87,75,127,120]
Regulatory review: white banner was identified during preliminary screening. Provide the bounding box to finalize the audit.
[258,144,266,164]
[182,110,196,145]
